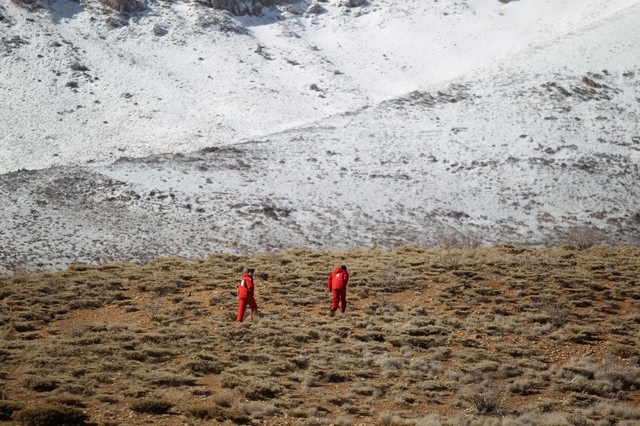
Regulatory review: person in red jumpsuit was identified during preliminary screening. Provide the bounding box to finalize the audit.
[237,268,258,322]
[327,265,349,316]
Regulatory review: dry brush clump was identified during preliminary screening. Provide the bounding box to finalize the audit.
[0,245,639,424]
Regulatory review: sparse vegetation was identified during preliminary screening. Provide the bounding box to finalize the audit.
[564,225,605,249]
[11,404,88,426]
[0,246,639,424]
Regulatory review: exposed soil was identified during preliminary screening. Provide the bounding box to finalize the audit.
[0,245,639,425]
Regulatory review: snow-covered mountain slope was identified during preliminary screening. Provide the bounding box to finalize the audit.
[1,0,639,273]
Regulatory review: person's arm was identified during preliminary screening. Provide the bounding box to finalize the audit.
[327,274,332,291]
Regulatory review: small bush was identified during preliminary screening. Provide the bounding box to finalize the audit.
[433,228,484,249]
[244,383,280,400]
[11,404,88,426]
[130,399,174,414]
[377,412,414,426]
[23,377,59,392]
[433,229,463,249]
[186,405,251,423]
[186,359,225,376]
[212,390,235,408]
[507,377,543,395]
[46,396,86,408]
[14,322,37,333]
[564,226,604,249]
[597,360,639,390]
[0,401,22,421]
[186,406,224,420]
[459,383,503,414]
[148,374,197,388]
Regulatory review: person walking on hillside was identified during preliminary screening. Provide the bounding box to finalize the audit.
[327,265,349,316]
[237,268,258,322]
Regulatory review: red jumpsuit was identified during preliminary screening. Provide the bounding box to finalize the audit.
[327,266,349,314]
[237,272,257,322]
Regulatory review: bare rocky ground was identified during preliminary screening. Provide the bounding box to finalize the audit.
[0,246,639,425]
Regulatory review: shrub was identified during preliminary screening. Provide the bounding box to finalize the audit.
[14,322,37,333]
[433,228,485,249]
[11,404,88,426]
[407,358,442,380]
[507,377,543,395]
[0,401,22,421]
[46,396,86,408]
[377,412,414,426]
[186,406,224,420]
[564,226,604,249]
[596,360,639,390]
[243,383,280,400]
[186,405,251,423]
[433,229,463,249]
[130,399,174,414]
[585,401,640,421]
[212,390,235,408]
[376,355,405,378]
[148,373,197,388]
[95,394,119,404]
[23,377,59,392]
[459,383,504,414]
[186,358,226,376]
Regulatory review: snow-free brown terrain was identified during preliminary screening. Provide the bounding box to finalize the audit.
[1,245,639,424]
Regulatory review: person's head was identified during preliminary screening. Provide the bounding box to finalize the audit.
[245,267,255,275]
[340,265,347,271]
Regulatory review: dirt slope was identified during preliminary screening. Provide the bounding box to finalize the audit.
[1,245,639,425]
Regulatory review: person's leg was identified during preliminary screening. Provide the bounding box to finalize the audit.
[248,296,258,321]
[237,298,247,322]
[340,288,347,313]
[331,289,340,316]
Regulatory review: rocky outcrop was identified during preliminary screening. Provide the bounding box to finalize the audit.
[10,0,39,11]
[340,0,366,7]
[204,0,298,16]
[102,0,145,13]
[307,3,324,14]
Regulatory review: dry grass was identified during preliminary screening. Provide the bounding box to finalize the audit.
[0,245,639,425]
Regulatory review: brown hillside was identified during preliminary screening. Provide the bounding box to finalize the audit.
[0,245,639,425]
